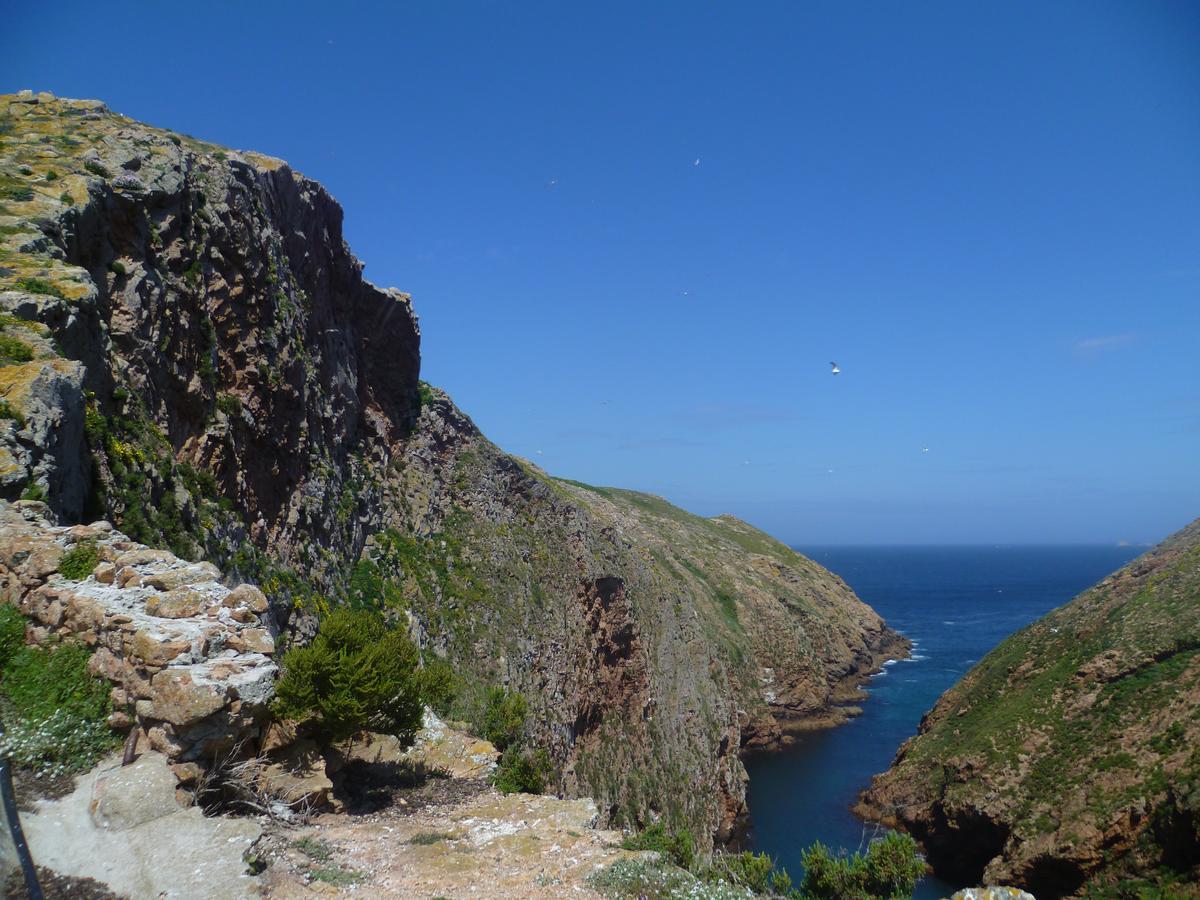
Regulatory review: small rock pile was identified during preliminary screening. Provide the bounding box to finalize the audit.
[0,499,277,786]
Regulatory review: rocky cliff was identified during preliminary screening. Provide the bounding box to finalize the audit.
[856,519,1200,897]
[0,91,904,847]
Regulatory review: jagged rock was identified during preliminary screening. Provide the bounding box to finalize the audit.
[261,738,333,807]
[398,710,499,778]
[952,890,1036,900]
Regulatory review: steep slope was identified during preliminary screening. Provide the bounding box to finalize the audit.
[856,520,1200,897]
[0,91,904,846]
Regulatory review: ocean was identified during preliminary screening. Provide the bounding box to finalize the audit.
[743,545,1142,899]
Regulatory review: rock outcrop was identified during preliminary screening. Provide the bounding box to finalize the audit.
[856,519,1200,897]
[0,499,276,766]
[0,91,906,846]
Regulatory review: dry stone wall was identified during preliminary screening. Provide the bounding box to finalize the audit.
[0,499,276,773]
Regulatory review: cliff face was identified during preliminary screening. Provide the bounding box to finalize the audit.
[856,520,1200,897]
[0,91,904,846]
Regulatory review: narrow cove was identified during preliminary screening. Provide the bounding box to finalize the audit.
[743,545,1142,898]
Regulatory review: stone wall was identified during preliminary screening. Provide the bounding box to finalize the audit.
[0,500,276,781]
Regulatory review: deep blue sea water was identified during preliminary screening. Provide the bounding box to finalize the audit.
[743,545,1142,899]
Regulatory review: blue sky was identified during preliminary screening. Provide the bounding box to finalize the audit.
[5,1,1198,544]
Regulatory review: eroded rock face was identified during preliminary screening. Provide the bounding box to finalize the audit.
[0,500,276,764]
[856,518,1200,896]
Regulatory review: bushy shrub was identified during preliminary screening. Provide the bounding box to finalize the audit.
[417,657,458,718]
[621,822,696,870]
[273,608,423,744]
[479,686,526,751]
[800,832,925,900]
[59,541,99,581]
[491,746,552,794]
[215,393,242,416]
[705,851,775,893]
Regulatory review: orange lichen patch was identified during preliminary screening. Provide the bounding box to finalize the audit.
[0,358,77,410]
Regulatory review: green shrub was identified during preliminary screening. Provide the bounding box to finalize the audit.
[0,399,24,425]
[417,657,458,718]
[621,822,696,870]
[59,541,99,581]
[0,333,34,365]
[800,832,926,900]
[109,260,126,276]
[5,186,33,202]
[0,611,116,777]
[492,746,552,794]
[19,483,47,503]
[479,687,527,751]
[83,159,110,178]
[273,608,423,744]
[45,170,58,182]
[59,191,73,205]
[705,851,774,893]
[216,393,242,416]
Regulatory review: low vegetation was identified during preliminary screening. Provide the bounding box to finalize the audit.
[0,604,117,779]
[601,825,925,900]
[58,541,99,580]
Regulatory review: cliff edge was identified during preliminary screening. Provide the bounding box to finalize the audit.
[0,91,905,846]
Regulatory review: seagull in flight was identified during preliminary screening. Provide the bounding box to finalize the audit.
[921,447,930,453]
[829,362,840,375]
[693,158,700,167]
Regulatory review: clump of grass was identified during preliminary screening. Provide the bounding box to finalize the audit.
[0,333,34,365]
[19,483,47,503]
[44,170,58,182]
[407,831,452,845]
[309,865,362,886]
[0,398,24,426]
[109,260,126,276]
[59,191,73,205]
[14,276,64,299]
[291,837,334,862]
[59,541,99,581]
[83,159,110,178]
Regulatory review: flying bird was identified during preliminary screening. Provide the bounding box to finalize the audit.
[829,362,840,375]
[693,158,700,167]
[921,447,930,453]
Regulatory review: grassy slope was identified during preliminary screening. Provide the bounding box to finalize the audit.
[859,519,1200,895]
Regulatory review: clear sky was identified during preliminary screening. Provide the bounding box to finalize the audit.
[5,1,1198,544]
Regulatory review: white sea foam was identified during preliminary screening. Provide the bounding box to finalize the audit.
[882,658,899,667]
[901,653,927,662]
